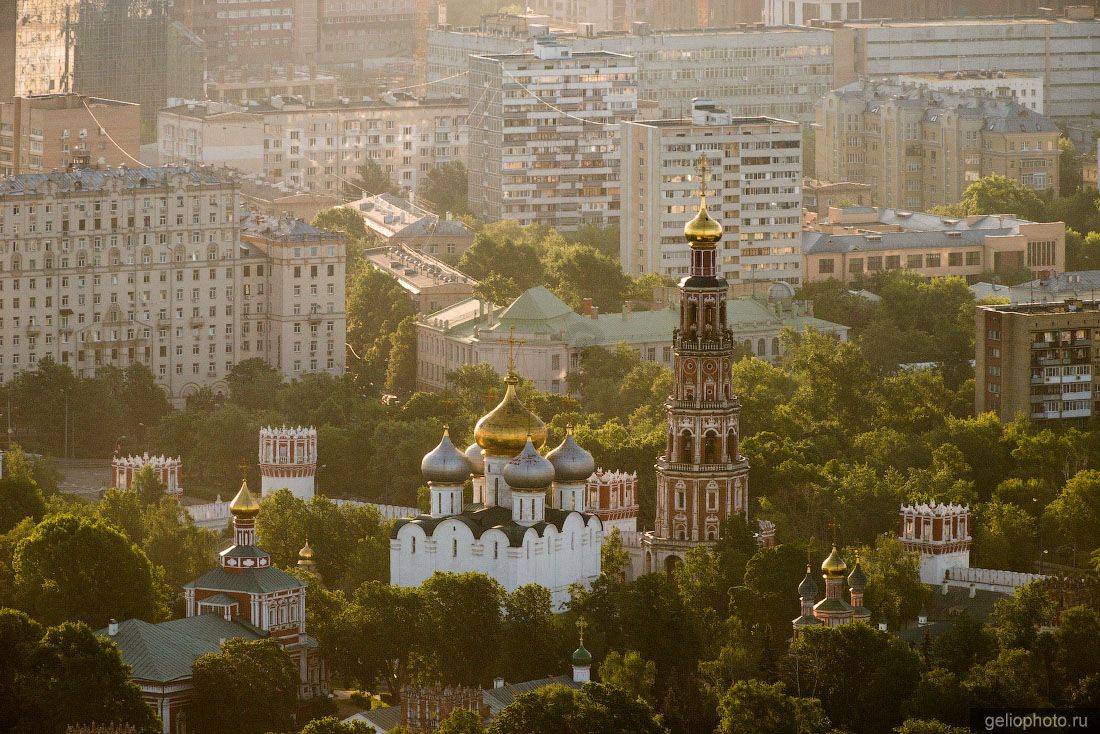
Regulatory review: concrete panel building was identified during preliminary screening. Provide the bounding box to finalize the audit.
[429,19,837,122]
[897,72,1045,114]
[620,99,803,284]
[157,100,266,175]
[467,39,637,230]
[0,94,140,176]
[0,166,345,404]
[815,80,1060,212]
[975,299,1100,423]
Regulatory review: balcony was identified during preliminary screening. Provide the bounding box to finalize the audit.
[657,459,745,473]
[190,317,205,327]
[1062,390,1092,401]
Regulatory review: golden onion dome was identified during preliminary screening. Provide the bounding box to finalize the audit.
[229,480,261,519]
[684,202,723,249]
[474,374,547,457]
[298,540,314,561]
[821,545,848,578]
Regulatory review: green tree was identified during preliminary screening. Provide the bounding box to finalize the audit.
[97,488,147,544]
[0,447,45,534]
[346,157,399,197]
[717,679,830,734]
[963,648,1047,707]
[894,720,971,734]
[958,174,1045,221]
[141,497,219,589]
[4,616,160,733]
[384,315,419,396]
[862,534,927,630]
[131,464,167,506]
[600,527,630,586]
[1044,469,1100,558]
[787,623,923,734]
[13,514,169,628]
[420,161,469,215]
[930,612,997,676]
[226,358,284,411]
[300,717,378,734]
[472,272,521,306]
[972,499,1038,571]
[312,206,369,242]
[1059,137,1083,194]
[1051,606,1100,696]
[599,650,656,704]
[489,682,667,734]
[542,242,630,311]
[437,708,487,734]
[502,584,563,683]
[421,572,506,687]
[346,266,417,387]
[189,638,299,734]
[456,221,549,289]
[992,581,1056,651]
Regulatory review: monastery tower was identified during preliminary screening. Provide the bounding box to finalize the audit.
[642,156,750,573]
[259,426,318,500]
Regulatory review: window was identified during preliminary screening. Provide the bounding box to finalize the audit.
[948,252,963,267]
[818,258,834,274]
[925,254,941,268]
[866,256,883,271]
[907,254,923,269]
[885,255,900,270]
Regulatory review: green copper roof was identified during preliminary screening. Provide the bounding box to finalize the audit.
[497,286,575,323]
[96,615,264,683]
[572,644,592,666]
[813,597,855,615]
[183,566,304,594]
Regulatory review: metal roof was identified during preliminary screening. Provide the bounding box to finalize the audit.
[183,566,304,594]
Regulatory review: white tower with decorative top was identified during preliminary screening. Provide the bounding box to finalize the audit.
[111,453,183,498]
[899,501,972,585]
[259,426,318,500]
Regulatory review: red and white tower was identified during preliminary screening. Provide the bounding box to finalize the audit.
[899,501,972,585]
[642,156,749,573]
[259,426,318,500]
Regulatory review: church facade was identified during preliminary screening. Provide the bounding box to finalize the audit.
[642,158,750,574]
[792,545,871,636]
[390,376,602,608]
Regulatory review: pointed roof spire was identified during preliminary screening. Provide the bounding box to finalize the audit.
[229,479,260,519]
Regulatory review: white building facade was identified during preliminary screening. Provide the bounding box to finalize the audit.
[0,167,346,403]
[390,387,602,609]
[259,425,317,500]
[764,0,860,27]
[621,99,803,283]
[467,40,638,230]
[897,72,1045,114]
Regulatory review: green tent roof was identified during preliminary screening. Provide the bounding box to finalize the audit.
[183,565,304,594]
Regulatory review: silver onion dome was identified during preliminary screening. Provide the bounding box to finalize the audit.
[465,442,485,476]
[421,427,471,485]
[503,436,555,490]
[546,427,595,483]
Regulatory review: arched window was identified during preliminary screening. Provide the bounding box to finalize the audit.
[757,338,767,356]
[726,429,738,462]
[678,429,693,463]
[772,337,781,356]
[703,430,720,464]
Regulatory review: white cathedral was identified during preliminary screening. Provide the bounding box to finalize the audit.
[389,371,603,607]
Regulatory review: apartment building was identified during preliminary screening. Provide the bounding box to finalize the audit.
[467,40,637,230]
[1,94,140,176]
[897,72,1045,115]
[802,207,1065,285]
[429,20,837,122]
[834,9,1100,121]
[620,99,802,284]
[362,243,475,314]
[158,100,266,175]
[344,193,474,255]
[975,300,1100,423]
[764,0,860,26]
[816,80,1060,212]
[260,93,467,197]
[0,166,345,403]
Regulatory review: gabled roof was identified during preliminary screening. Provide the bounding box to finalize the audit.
[96,615,264,683]
[497,286,576,324]
[483,676,580,716]
[183,566,304,594]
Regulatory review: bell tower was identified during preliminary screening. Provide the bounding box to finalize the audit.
[642,155,749,574]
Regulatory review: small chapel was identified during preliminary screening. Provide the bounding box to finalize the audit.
[389,365,603,607]
[792,545,871,635]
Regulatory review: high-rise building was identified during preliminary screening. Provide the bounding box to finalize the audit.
[0,93,140,176]
[641,169,750,572]
[0,166,346,404]
[0,0,81,98]
[72,0,204,138]
[975,299,1100,423]
[467,39,637,230]
[620,99,802,284]
[168,0,306,69]
[816,80,1061,212]
[897,72,1045,115]
[764,0,860,26]
[429,20,836,122]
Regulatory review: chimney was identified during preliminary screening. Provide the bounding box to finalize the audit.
[493,677,505,689]
[580,297,593,315]
[108,619,118,636]
[591,306,599,320]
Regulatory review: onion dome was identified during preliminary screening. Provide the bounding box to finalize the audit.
[798,565,819,599]
[229,480,260,519]
[465,442,485,476]
[299,540,314,561]
[421,426,471,485]
[847,554,868,591]
[821,545,848,578]
[503,436,555,490]
[572,643,592,667]
[474,374,547,457]
[684,201,723,248]
[546,426,595,483]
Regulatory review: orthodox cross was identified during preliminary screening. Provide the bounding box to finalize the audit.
[828,518,840,545]
[577,617,587,645]
[238,461,250,484]
[695,154,710,200]
[497,325,526,376]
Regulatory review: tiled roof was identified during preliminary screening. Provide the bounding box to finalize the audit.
[345,706,403,732]
[392,504,595,546]
[183,566,304,594]
[96,615,264,683]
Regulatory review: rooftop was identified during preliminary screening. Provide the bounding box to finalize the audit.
[393,504,596,547]
[978,298,1100,316]
[238,208,336,240]
[0,166,228,197]
[363,243,475,295]
[347,193,473,239]
[96,615,264,683]
[183,565,304,594]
